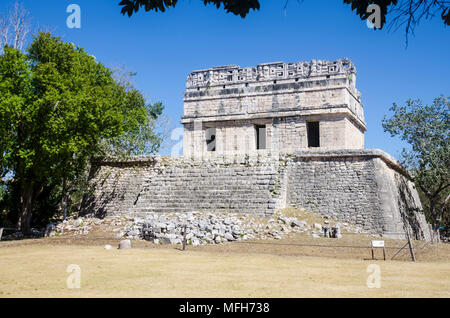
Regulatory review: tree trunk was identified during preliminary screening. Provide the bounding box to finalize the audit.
[62,177,68,221]
[17,181,34,235]
[429,202,441,244]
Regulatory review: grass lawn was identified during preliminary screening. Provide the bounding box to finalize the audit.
[0,242,449,298]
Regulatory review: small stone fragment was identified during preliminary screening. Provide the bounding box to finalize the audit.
[118,239,131,250]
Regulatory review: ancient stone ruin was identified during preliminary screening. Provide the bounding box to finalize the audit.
[82,58,431,241]
[183,58,364,155]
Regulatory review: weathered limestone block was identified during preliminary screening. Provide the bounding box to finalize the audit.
[118,239,131,250]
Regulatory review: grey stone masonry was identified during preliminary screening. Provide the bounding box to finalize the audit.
[182,59,365,156]
[82,149,431,241]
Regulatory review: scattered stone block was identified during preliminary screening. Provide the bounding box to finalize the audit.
[313,223,322,231]
[118,239,131,250]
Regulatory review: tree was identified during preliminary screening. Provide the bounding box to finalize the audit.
[0,33,164,234]
[0,1,31,52]
[98,65,164,158]
[382,96,449,239]
[119,0,449,39]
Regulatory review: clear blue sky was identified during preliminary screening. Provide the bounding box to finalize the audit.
[6,0,450,158]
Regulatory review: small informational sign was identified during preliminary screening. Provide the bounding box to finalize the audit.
[371,240,385,248]
[370,240,386,260]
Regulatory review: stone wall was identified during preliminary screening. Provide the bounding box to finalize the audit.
[284,150,429,239]
[82,150,431,240]
[83,155,282,218]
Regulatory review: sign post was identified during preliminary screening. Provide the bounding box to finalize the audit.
[371,240,386,261]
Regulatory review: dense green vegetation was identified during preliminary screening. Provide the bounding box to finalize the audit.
[383,96,449,236]
[0,33,163,233]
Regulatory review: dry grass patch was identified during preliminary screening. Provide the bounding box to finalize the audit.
[0,245,449,298]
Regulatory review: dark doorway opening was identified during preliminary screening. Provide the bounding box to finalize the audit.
[307,122,320,148]
[206,128,216,152]
[255,125,266,150]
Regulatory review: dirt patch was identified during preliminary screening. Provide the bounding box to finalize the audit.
[1,229,449,262]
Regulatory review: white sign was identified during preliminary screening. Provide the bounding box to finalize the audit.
[371,240,385,248]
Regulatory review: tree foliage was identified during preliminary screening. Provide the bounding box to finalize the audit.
[345,0,449,45]
[344,0,398,29]
[0,33,164,233]
[119,0,449,39]
[382,96,449,235]
[119,0,261,17]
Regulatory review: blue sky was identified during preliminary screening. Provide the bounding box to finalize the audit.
[5,0,449,158]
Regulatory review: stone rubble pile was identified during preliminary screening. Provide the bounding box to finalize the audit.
[118,211,361,245]
[1,210,367,243]
[44,217,102,237]
[1,217,106,240]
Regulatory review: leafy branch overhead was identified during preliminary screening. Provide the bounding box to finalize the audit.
[345,0,450,37]
[119,0,260,18]
[343,0,398,29]
[119,0,450,34]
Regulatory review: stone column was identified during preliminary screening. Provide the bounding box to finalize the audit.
[271,118,280,154]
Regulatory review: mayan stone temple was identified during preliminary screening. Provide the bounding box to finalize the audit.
[84,59,431,240]
[182,58,365,155]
